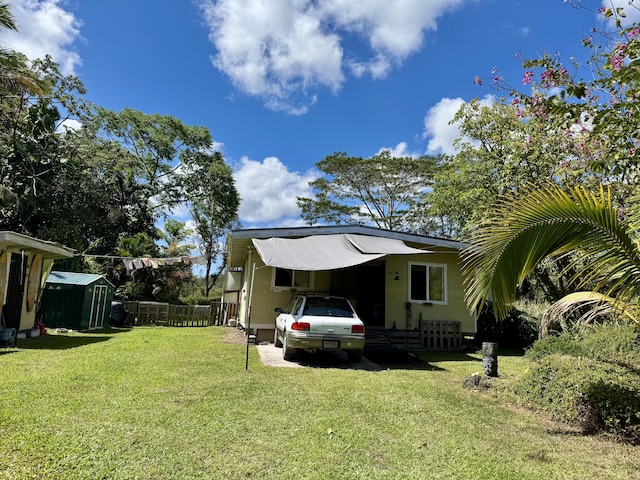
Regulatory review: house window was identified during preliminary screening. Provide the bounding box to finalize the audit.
[274,268,312,289]
[409,262,447,304]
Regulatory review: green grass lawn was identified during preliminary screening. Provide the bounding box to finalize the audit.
[0,327,638,479]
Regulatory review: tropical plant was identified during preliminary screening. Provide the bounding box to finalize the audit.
[0,3,43,96]
[461,183,640,335]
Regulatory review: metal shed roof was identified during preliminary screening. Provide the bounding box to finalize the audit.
[47,271,114,288]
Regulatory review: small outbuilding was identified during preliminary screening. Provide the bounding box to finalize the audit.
[0,231,75,334]
[40,272,115,330]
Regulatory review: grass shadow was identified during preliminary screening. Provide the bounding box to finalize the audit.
[17,333,113,350]
[294,350,383,371]
[414,351,483,363]
[363,349,446,371]
[81,327,133,335]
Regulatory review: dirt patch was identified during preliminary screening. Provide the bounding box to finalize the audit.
[223,327,247,345]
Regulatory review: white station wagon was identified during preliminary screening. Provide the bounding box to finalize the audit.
[273,293,366,363]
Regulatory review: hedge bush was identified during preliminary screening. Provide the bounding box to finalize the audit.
[509,353,640,443]
[526,324,640,366]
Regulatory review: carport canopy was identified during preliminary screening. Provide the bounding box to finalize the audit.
[251,234,430,271]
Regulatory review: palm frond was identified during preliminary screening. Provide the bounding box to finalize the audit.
[462,183,640,320]
[540,291,640,337]
[0,3,17,32]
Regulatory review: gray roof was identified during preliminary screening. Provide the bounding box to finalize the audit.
[227,225,468,269]
[47,271,114,288]
[0,231,74,259]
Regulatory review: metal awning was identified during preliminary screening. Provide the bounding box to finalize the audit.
[251,234,430,271]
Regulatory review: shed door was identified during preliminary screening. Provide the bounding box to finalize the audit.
[89,285,108,329]
[3,253,28,330]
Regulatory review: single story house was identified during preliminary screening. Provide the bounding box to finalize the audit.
[224,225,475,346]
[41,272,115,330]
[0,231,75,333]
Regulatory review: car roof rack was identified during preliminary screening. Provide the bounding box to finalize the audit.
[299,291,334,297]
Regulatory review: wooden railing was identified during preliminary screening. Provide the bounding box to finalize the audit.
[123,300,240,327]
[421,320,462,351]
[365,321,463,351]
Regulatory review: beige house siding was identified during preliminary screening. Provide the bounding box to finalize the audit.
[237,254,331,336]
[226,226,474,343]
[384,253,474,334]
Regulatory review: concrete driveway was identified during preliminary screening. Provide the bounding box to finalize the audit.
[256,343,381,371]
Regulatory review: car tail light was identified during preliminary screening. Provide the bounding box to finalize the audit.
[351,324,365,334]
[291,322,311,331]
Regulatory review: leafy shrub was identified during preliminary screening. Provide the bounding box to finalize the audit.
[526,324,640,365]
[525,332,584,360]
[475,301,539,350]
[578,324,640,367]
[510,354,640,442]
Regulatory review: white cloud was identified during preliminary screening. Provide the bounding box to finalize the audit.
[422,94,495,155]
[199,0,466,114]
[233,156,319,226]
[0,0,82,75]
[602,0,640,27]
[376,142,421,158]
[56,118,81,132]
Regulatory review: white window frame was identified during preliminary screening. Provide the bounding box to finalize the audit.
[408,262,448,305]
[272,267,314,291]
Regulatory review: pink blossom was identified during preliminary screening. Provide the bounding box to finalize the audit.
[473,76,482,85]
[630,28,639,38]
[522,71,534,85]
[598,7,606,13]
[611,54,624,71]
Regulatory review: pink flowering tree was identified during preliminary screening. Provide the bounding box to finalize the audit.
[461,2,640,327]
[495,2,640,189]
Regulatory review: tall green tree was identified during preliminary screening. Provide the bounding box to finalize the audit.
[494,3,640,198]
[178,150,239,297]
[424,96,609,239]
[297,151,439,232]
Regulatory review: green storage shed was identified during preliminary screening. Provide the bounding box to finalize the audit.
[40,272,115,330]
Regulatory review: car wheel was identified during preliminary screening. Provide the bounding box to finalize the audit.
[274,328,283,348]
[346,351,362,363]
[282,332,297,361]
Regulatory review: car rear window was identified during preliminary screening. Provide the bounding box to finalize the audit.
[303,297,354,317]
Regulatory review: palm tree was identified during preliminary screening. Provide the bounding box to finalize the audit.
[461,183,640,335]
[0,2,42,95]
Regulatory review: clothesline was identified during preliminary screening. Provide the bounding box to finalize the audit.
[78,253,207,271]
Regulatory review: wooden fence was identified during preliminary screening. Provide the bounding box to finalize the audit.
[210,300,239,327]
[421,320,462,351]
[365,321,463,351]
[123,300,239,327]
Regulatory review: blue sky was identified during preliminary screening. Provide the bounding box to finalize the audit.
[0,0,630,230]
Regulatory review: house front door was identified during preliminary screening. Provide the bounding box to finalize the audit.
[330,261,386,327]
